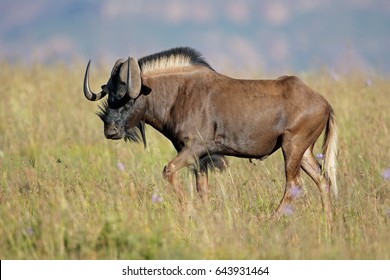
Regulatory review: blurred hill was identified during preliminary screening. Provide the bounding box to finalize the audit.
[1,0,389,73]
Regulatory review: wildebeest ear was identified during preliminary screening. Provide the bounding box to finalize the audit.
[141,85,152,95]
[119,57,142,99]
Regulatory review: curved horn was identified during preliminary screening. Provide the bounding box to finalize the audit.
[126,57,131,96]
[124,57,142,99]
[83,60,107,101]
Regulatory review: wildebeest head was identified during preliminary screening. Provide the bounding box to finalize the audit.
[83,57,142,108]
[97,101,146,147]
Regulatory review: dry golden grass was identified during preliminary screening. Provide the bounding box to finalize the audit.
[0,62,389,259]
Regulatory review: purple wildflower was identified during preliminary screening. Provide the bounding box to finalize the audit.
[117,162,125,171]
[382,168,390,181]
[152,193,163,203]
[365,79,373,87]
[329,69,340,81]
[316,153,324,160]
[282,204,294,216]
[387,209,390,219]
[26,227,34,236]
[290,186,302,199]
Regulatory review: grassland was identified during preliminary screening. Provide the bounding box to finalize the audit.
[0,62,389,259]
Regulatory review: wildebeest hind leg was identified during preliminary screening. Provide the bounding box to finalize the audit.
[301,147,333,224]
[273,139,305,219]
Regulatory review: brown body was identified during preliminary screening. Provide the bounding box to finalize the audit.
[84,47,338,223]
[143,68,327,159]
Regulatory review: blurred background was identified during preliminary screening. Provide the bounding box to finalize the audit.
[1,0,389,74]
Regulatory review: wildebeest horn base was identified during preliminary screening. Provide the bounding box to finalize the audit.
[119,57,142,99]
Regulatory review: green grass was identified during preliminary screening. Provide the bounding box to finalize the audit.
[0,62,389,259]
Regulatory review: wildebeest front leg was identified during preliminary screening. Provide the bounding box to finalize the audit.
[163,144,206,198]
[163,144,206,179]
[195,170,209,198]
[188,161,209,199]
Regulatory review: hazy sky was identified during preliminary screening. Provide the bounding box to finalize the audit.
[1,0,389,74]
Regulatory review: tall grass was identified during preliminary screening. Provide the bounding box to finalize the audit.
[0,62,389,259]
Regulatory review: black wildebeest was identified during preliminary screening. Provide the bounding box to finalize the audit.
[83,47,338,222]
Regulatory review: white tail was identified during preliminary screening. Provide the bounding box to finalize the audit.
[323,108,338,196]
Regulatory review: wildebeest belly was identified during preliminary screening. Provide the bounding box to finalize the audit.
[214,127,282,159]
[208,88,286,158]
[212,109,284,158]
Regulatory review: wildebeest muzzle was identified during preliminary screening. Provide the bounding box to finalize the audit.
[104,124,122,140]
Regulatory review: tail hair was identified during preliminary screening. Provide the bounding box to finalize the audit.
[322,107,338,196]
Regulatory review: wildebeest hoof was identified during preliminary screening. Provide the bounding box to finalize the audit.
[163,165,174,180]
